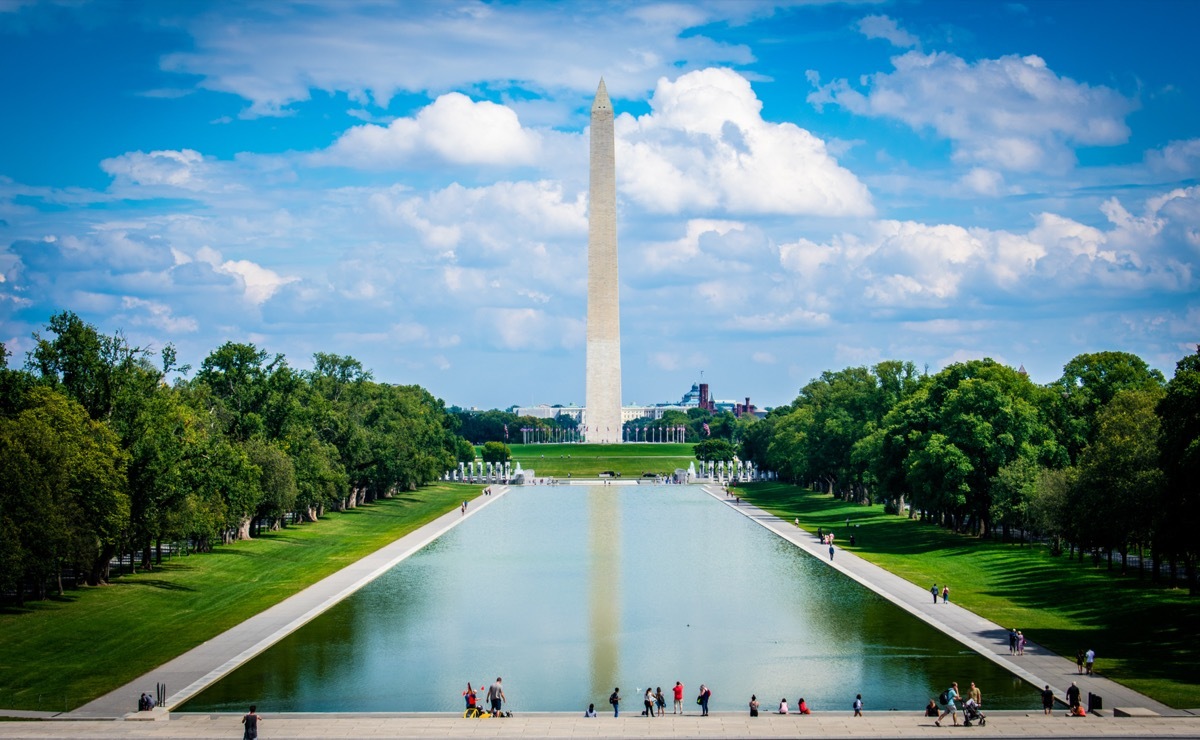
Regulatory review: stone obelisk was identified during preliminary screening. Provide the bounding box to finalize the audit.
[585,79,622,444]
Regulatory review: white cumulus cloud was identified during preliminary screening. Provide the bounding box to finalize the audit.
[319,92,542,168]
[619,68,873,216]
[808,51,1136,172]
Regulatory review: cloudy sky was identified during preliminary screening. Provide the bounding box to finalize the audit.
[2,1,1198,410]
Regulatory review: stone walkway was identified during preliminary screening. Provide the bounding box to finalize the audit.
[1,711,1200,738]
[701,484,1184,717]
[3,482,1195,739]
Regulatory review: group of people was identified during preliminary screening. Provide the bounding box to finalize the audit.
[462,678,507,717]
[930,681,984,727]
[604,682,710,717]
[930,583,951,603]
[1076,648,1096,674]
[748,695,813,716]
[1008,628,1027,655]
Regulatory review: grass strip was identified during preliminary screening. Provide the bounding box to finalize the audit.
[503,442,697,477]
[0,483,475,712]
[737,481,1200,708]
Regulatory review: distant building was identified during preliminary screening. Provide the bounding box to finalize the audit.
[514,379,766,427]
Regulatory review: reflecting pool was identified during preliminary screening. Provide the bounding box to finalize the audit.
[181,486,1036,712]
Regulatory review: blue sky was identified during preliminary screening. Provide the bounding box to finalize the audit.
[1,0,1198,410]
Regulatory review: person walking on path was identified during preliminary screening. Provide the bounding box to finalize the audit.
[941,585,950,603]
[1009,628,1018,655]
[932,584,940,604]
[487,677,506,717]
[1076,649,1085,674]
[610,688,621,717]
[935,682,959,727]
[1085,648,1095,675]
[673,682,684,714]
[829,542,835,560]
[853,694,863,717]
[1041,685,1055,715]
[698,685,711,716]
[241,705,262,740]
[1018,631,1026,656]
[655,687,665,716]
[644,687,655,716]
[1066,682,1081,711]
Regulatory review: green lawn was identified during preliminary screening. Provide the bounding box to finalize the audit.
[502,442,696,477]
[0,483,475,712]
[737,482,1200,709]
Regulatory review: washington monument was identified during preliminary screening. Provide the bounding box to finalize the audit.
[585,79,622,444]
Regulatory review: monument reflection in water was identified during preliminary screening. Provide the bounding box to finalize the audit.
[181,486,1035,713]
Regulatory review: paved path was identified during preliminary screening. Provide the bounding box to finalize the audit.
[2,711,1200,738]
[701,485,1182,717]
[66,486,510,719]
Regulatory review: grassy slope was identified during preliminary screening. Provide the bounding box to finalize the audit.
[738,481,1200,709]
[0,483,474,712]
[502,442,696,477]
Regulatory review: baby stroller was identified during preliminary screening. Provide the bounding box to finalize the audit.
[962,699,987,727]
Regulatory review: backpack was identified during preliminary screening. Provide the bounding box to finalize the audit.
[938,690,949,705]
[609,692,618,705]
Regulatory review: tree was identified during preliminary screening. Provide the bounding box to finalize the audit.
[481,441,511,464]
[694,438,735,462]
[1157,347,1200,593]
[1052,351,1166,463]
[1075,388,1164,573]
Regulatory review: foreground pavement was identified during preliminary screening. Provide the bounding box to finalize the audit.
[2,711,1200,739]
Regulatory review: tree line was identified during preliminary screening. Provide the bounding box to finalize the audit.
[0,312,474,604]
[452,405,751,445]
[739,351,1200,594]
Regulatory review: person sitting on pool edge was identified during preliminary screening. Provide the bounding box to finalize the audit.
[797,697,811,715]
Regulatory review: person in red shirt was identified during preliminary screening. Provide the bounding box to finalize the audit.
[673,682,684,714]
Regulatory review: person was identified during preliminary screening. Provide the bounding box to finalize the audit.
[925,699,939,717]
[853,694,863,717]
[932,584,940,604]
[941,585,950,604]
[1041,685,1055,715]
[749,694,759,717]
[644,687,655,716]
[673,681,684,714]
[829,542,835,560]
[487,677,506,717]
[656,687,665,716]
[968,682,981,707]
[778,697,789,714]
[1076,649,1085,674]
[817,526,823,540]
[797,697,811,714]
[1018,631,1026,656]
[698,684,711,716]
[1085,648,1095,675]
[935,682,959,727]
[610,687,621,717]
[241,705,262,740]
[463,682,477,712]
[1009,628,1018,655]
[1065,682,1081,711]
[585,703,597,718]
